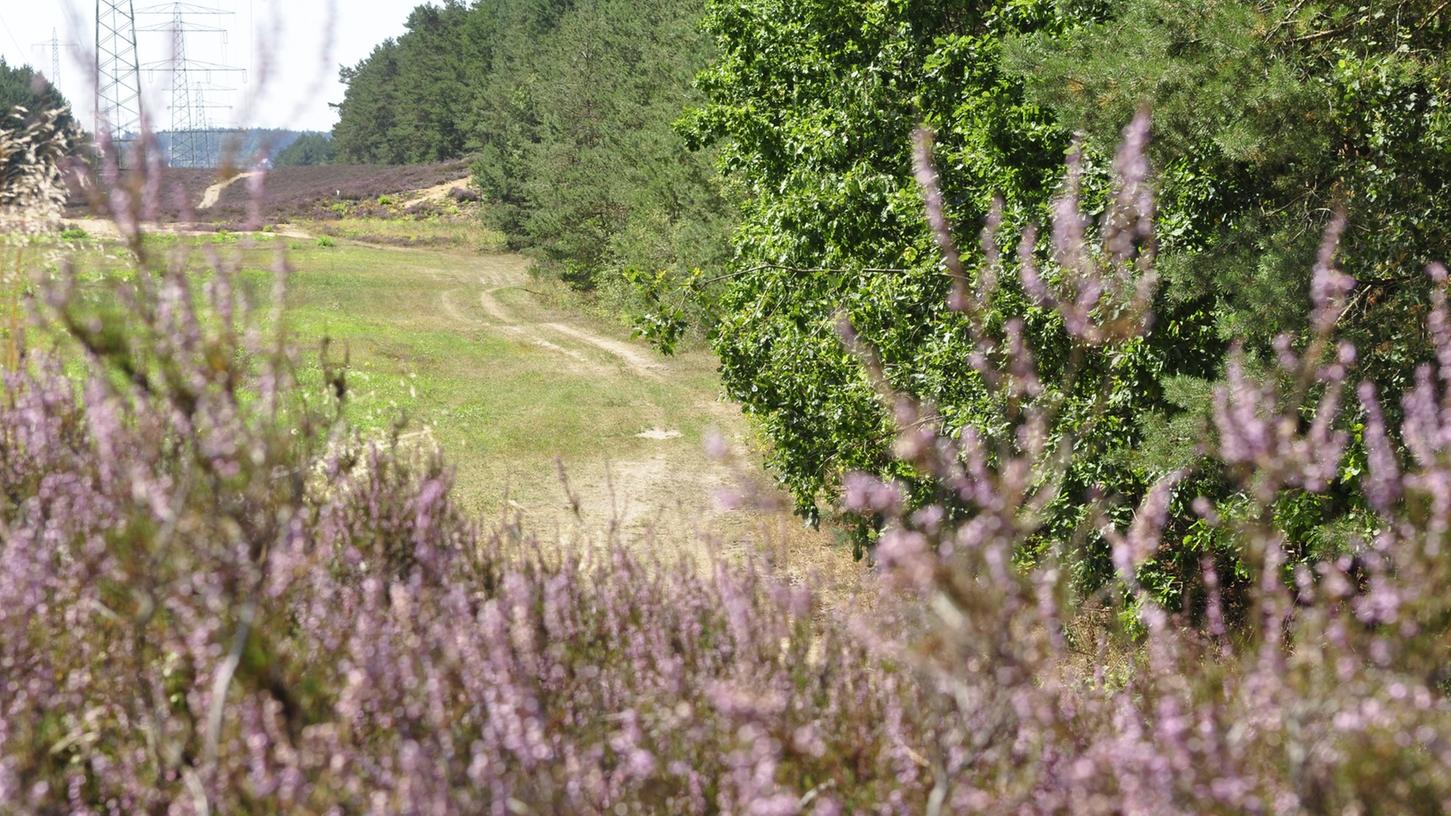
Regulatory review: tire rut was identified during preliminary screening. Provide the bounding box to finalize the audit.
[424,251,664,379]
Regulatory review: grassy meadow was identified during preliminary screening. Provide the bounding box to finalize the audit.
[214,226,846,583]
[15,219,856,582]
[276,240,716,503]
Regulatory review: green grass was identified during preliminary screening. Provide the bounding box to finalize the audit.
[19,228,862,592]
[20,234,709,512]
[257,240,727,518]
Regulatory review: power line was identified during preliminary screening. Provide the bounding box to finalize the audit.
[0,15,29,62]
[34,29,81,86]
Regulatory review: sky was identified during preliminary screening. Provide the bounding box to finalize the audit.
[0,0,427,133]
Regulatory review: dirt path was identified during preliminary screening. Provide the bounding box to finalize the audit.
[457,255,667,380]
[198,172,262,210]
[352,240,833,568]
[58,217,312,242]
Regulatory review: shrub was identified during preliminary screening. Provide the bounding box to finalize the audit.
[448,185,481,203]
[0,163,938,813]
[4,117,1450,814]
[834,116,1451,812]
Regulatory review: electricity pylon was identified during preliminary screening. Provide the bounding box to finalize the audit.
[32,29,77,88]
[138,2,242,168]
[96,0,144,155]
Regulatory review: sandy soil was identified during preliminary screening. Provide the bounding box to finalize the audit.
[60,217,314,242]
[198,171,263,210]
[401,177,476,209]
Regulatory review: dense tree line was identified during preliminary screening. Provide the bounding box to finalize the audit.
[331,0,731,333]
[336,0,1451,594]
[274,132,337,166]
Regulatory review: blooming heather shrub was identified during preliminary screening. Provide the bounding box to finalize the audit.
[834,115,1451,812]
[0,171,942,813]
[0,359,937,812]
[6,115,1451,814]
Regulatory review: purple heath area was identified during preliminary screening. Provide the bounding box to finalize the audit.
[3,112,1450,814]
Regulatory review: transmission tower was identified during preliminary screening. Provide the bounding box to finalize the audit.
[138,2,242,168]
[32,29,79,89]
[96,1,144,155]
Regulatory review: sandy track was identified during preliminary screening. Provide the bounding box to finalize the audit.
[58,217,313,242]
[440,285,593,364]
[336,240,856,588]
[540,322,666,378]
[432,257,667,380]
[400,247,736,545]
[198,172,262,210]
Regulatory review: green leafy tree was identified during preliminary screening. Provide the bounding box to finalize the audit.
[687,0,1152,546]
[1011,0,1451,398]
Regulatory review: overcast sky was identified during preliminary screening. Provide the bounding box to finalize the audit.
[0,0,427,132]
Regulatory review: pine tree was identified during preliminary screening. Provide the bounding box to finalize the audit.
[0,58,75,134]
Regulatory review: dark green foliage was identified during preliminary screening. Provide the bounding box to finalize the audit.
[0,58,76,134]
[332,2,482,164]
[462,0,576,238]
[332,40,403,164]
[491,0,734,333]
[332,0,733,342]
[1011,0,1451,398]
[274,133,338,167]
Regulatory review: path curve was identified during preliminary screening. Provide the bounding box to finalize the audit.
[406,247,665,380]
[198,172,262,211]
